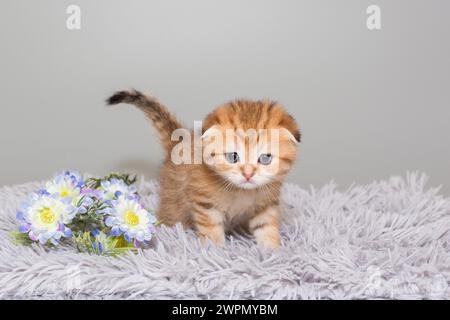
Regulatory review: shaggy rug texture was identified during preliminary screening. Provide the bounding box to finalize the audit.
[0,173,449,299]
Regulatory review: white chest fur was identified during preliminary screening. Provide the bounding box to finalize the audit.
[215,190,262,228]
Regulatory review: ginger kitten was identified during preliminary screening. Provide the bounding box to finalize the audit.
[107,90,300,249]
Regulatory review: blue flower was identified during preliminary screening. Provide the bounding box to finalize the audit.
[91,230,108,254]
[73,195,95,214]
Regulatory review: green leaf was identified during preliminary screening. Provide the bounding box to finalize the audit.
[72,231,138,256]
[10,232,33,246]
[84,173,137,190]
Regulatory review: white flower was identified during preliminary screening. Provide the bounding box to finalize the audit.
[17,193,75,245]
[105,196,156,244]
[45,171,83,198]
[100,179,137,200]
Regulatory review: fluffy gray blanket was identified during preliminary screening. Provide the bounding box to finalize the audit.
[0,173,449,299]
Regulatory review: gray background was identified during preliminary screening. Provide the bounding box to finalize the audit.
[1,0,449,194]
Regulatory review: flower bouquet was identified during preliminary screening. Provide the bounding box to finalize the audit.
[12,171,158,256]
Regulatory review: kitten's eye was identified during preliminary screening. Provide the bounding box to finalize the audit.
[224,152,239,164]
[258,153,272,165]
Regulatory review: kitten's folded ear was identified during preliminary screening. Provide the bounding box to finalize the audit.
[279,114,301,143]
[281,128,301,144]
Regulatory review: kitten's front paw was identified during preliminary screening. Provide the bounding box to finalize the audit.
[257,233,281,249]
[198,230,225,246]
[249,205,281,250]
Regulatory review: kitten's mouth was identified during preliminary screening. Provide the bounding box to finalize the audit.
[238,180,258,189]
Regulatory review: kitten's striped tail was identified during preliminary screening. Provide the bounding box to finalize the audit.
[106,90,182,152]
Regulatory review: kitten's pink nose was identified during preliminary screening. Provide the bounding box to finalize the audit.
[241,165,255,181]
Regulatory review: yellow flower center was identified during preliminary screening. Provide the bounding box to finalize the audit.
[60,189,72,197]
[124,210,139,226]
[40,207,56,224]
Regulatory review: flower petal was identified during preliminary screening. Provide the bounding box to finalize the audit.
[63,227,72,238]
[110,226,121,236]
[19,223,31,233]
[124,233,132,243]
[16,211,25,220]
[105,216,116,227]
